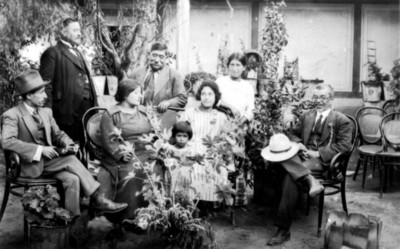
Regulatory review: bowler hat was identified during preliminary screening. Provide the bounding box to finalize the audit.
[261,133,300,162]
[14,70,50,96]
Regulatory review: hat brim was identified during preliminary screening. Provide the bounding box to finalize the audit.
[261,142,300,162]
[15,80,51,96]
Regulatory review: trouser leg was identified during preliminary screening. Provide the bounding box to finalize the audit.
[53,171,81,216]
[280,155,310,181]
[43,155,100,197]
[275,173,301,229]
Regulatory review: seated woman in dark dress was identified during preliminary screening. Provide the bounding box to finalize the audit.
[98,79,153,222]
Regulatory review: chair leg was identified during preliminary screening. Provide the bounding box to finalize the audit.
[353,157,362,181]
[317,190,325,237]
[379,158,383,199]
[389,165,394,191]
[341,183,348,214]
[0,180,11,224]
[362,157,368,190]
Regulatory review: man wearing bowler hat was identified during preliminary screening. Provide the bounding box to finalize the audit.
[262,84,353,246]
[1,70,127,217]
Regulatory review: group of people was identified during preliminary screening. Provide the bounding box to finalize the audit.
[0,17,353,246]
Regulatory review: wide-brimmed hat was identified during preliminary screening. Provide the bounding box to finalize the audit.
[261,133,300,162]
[14,70,50,96]
[244,49,262,63]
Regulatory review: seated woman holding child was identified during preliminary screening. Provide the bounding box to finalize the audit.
[98,79,153,222]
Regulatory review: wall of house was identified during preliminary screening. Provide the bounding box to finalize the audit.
[99,0,399,112]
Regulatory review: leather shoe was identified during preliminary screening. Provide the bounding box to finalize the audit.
[267,228,290,246]
[90,192,128,213]
[305,175,324,197]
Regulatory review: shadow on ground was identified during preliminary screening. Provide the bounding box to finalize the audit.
[0,150,400,249]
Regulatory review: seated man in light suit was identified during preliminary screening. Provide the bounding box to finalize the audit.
[1,70,128,217]
[262,84,353,246]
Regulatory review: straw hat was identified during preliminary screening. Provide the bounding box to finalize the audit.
[261,133,300,162]
[14,70,50,96]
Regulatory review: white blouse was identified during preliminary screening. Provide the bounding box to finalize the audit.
[216,76,255,121]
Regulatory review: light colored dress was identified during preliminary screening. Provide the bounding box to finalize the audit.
[216,76,255,121]
[179,107,228,154]
[178,107,230,201]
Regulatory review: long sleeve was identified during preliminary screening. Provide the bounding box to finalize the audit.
[168,72,187,108]
[100,111,124,162]
[244,84,255,121]
[1,112,40,161]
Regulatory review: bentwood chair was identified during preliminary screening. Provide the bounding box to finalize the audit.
[0,149,64,239]
[353,107,386,190]
[81,107,107,172]
[382,99,397,114]
[309,114,358,237]
[377,112,400,198]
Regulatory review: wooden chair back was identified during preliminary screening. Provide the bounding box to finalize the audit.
[355,107,386,145]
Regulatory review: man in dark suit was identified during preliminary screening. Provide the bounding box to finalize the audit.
[1,70,127,217]
[262,84,353,246]
[40,18,97,145]
[127,42,187,129]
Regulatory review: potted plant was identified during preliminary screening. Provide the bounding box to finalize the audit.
[22,185,72,249]
[362,62,391,102]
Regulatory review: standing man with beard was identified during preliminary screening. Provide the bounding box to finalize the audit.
[39,18,97,146]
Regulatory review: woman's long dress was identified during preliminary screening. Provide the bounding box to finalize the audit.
[99,105,152,222]
[179,107,230,202]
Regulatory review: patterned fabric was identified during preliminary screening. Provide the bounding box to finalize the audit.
[178,107,229,201]
[179,107,228,154]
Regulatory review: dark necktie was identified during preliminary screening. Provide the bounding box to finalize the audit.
[313,114,323,134]
[32,109,43,128]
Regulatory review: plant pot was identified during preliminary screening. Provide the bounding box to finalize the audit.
[382,80,396,100]
[28,223,69,249]
[362,81,382,102]
[92,76,106,96]
[106,75,118,96]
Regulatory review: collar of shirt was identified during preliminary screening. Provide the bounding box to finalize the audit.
[23,101,36,115]
[60,39,74,48]
[60,39,79,56]
[316,108,331,123]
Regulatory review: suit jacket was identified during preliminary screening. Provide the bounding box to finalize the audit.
[127,65,187,108]
[288,109,353,163]
[1,103,73,178]
[39,41,98,126]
